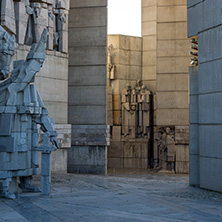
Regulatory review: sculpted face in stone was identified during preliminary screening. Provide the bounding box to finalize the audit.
[0,26,16,80]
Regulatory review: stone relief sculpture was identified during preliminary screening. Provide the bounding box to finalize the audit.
[107,44,115,80]
[121,81,151,138]
[0,26,59,199]
[154,127,176,172]
[3,0,69,52]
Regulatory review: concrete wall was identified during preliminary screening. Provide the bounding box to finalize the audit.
[68,0,108,174]
[188,0,222,192]
[107,35,151,170]
[107,35,142,125]
[142,0,190,173]
[142,0,157,93]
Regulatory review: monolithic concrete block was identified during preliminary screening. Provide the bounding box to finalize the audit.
[199,93,222,124]
[142,66,156,81]
[200,156,222,192]
[157,74,188,91]
[199,125,222,159]
[157,22,187,40]
[69,27,106,47]
[143,51,156,66]
[70,0,107,8]
[187,0,203,8]
[189,95,198,124]
[199,26,222,64]
[68,86,106,106]
[142,6,156,22]
[142,0,156,7]
[142,21,156,36]
[68,106,106,125]
[108,157,123,168]
[189,154,200,187]
[157,109,189,126]
[69,66,106,86]
[199,59,222,94]
[71,125,109,146]
[69,7,107,28]
[158,0,186,6]
[69,47,106,66]
[189,124,199,155]
[67,146,107,174]
[189,66,199,96]
[157,57,190,74]
[157,5,187,23]
[157,40,190,57]
[108,142,123,158]
[143,36,156,51]
[156,92,189,109]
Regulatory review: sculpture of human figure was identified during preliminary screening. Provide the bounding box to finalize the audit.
[121,83,131,136]
[0,26,59,199]
[107,44,115,80]
[138,84,151,136]
[24,0,40,45]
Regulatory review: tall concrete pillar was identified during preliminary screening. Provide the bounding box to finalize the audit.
[189,66,199,186]
[68,0,109,174]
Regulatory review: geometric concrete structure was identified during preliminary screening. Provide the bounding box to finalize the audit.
[142,0,191,173]
[188,0,222,192]
[67,0,109,174]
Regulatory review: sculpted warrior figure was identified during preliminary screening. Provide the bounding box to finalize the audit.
[0,26,59,199]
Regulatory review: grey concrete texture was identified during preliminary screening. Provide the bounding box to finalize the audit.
[1,172,222,221]
[187,0,222,37]
[70,0,107,8]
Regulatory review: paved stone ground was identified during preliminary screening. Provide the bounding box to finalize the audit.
[1,170,222,222]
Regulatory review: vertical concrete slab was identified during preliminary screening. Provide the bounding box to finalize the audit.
[68,0,108,174]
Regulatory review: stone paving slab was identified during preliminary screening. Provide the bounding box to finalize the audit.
[1,172,222,221]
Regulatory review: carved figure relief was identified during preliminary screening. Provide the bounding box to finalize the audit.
[107,44,115,80]
[121,81,151,138]
[1,0,69,52]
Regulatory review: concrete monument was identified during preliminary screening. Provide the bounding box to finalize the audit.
[0,26,59,199]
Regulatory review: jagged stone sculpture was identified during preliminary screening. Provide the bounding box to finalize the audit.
[121,81,151,138]
[0,26,59,199]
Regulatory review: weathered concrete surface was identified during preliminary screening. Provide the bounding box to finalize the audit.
[1,172,222,221]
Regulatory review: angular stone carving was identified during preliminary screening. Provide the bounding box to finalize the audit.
[7,0,69,52]
[154,127,176,172]
[107,44,115,80]
[0,0,16,35]
[121,81,151,139]
[0,26,59,199]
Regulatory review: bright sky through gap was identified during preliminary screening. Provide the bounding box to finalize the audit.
[108,0,142,37]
